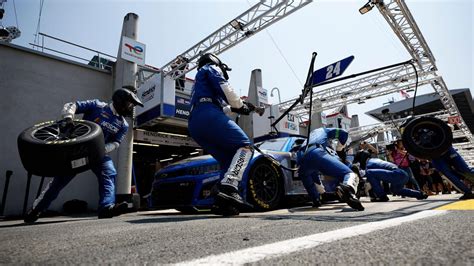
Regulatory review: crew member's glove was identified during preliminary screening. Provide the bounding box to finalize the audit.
[58,117,74,130]
[231,102,252,115]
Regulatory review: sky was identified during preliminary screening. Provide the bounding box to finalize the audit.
[1,0,472,126]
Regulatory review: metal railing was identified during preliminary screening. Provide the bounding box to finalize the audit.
[29,32,116,71]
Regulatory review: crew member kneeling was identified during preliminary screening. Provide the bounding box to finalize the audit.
[297,127,364,211]
[353,150,428,202]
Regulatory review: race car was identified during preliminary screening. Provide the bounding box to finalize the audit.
[149,135,317,213]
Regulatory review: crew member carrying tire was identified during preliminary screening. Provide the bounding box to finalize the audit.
[401,117,474,200]
[188,53,261,216]
[23,87,143,223]
[296,127,364,211]
[353,150,428,202]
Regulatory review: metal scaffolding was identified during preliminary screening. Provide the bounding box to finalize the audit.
[276,0,473,153]
[138,0,311,84]
[377,0,473,143]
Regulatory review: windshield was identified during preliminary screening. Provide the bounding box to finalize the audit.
[256,138,288,152]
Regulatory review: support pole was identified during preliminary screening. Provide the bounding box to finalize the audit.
[23,173,32,215]
[114,13,139,203]
[0,170,12,216]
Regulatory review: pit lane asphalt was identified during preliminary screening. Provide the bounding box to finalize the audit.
[0,194,472,264]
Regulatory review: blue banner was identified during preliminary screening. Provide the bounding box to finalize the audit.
[312,55,354,85]
[175,96,191,119]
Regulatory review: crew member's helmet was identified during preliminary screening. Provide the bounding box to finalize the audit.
[112,87,144,117]
[197,53,232,80]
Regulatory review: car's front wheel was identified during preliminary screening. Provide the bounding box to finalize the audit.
[247,160,284,211]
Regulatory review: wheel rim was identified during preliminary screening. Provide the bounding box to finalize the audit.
[411,122,447,150]
[251,164,279,204]
[32,122,92,142]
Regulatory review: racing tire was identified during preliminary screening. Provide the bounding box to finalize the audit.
[247,160,284,211]
[401,117,452,160]
[17,120,105,177]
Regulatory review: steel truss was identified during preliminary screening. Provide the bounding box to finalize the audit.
[279,63,437,116]
[277,0,473,145]
[139,0,311,83]
[377,0,473,143]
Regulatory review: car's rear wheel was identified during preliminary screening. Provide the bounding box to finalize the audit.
[247,160,283,211]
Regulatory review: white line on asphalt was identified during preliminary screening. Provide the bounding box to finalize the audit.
[174,210,447,265]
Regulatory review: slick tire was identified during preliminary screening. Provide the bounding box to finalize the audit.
[401,117,452,160]
[18,120,105,177]
[247,160,284,211]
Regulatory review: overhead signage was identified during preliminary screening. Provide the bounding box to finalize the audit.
[321,112,327,125]
[136,74,162,116]
[121,36,146,66]
[448,116,461,125]
[312,55,354,85]
[282,113,299,133]
[257,86,268,105]
[134,130,199,147]
[175,96,191,119]
[252,105,300,138]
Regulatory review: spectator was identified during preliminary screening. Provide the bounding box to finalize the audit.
[392,140,421,191]
[419,159,437,195]
[170,56,189,91]
[359,141,378,155]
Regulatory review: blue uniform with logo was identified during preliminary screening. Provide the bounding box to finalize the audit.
[432,147,474,194]
[33,100,128,212]
[364,158,424,199]
[297,128,353,202]
[188,65,251,179]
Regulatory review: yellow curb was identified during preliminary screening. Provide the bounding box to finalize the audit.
[435,200,474,210]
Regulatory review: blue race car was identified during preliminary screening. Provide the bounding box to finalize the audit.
[149,136,315,212]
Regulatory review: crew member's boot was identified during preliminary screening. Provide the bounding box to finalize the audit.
[217,179,245,205]
[459,192,474,200]
[213,146,254,215]
[98,202,128,219]
[24,208,42,223]
[337,173,364,211]
[212,196,241,216]
[370,195,390,202]
[336,184,365,211]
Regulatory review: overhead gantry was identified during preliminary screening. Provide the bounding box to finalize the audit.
[277,0,473,150]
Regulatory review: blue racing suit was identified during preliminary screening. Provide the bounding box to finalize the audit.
[188,64,252,190]
[364,158,424,199]
[297,128,357,203]
[432,147,474,194]
[32,100,128,213]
